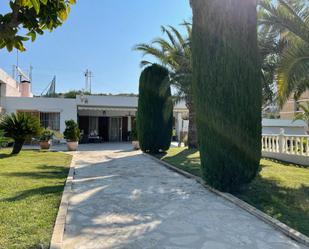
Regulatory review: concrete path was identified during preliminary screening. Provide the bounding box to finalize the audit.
[62,143,307,249]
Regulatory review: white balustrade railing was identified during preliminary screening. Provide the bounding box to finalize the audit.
[262,131,309,164]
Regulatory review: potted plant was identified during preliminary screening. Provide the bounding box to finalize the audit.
[63,120,80,151]
[131,126,139,150]
[39,129,54,150]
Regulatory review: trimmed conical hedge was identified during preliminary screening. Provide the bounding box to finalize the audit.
[191,0,262,192]
[137,64,173,153]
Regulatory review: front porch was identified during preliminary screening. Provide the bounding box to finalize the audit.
[77,106,136,143]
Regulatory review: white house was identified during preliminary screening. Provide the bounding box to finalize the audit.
[2,68,307,143]
[0,69,188,142]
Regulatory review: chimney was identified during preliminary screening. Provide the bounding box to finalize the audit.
[20,80,33,97]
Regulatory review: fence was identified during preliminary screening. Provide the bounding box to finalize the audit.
[262,130,309,166]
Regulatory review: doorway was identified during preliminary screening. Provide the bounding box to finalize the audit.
[109,117,122,142]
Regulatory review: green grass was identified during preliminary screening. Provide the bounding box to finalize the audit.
[0,149,72,249]
[157,147,309,236]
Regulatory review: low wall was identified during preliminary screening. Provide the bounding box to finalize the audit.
[262,133,309,166]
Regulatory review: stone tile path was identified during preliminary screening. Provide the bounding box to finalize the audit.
[62,143,307,249]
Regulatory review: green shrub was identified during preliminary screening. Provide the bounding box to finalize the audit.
[130,125,138,141]
[0,130,12,148]
[63,120,80,142]
[39,129,54,142]
[191,0,261,192]
[137,64,173,153]
[0,113,41,154]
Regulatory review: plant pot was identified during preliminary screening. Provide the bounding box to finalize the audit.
[40,140,51,150]
[67,141,79,151]
[132,141,140,150]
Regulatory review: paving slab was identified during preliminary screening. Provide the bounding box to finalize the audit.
[62,143,307,249]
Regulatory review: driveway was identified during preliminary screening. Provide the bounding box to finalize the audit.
[62,143,307,249]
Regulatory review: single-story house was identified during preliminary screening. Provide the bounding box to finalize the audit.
[1,68,307,142]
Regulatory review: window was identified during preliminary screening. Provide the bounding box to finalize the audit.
[40,112,60,131]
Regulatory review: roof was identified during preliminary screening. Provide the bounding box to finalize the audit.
[76,95,138,108]
[76,95,187,110]
[262,119,307,128]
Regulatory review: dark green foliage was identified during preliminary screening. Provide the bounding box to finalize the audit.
[63,90,91,99]
[137,64,173,153]
[0,130,12,148]
[191,0,262,192]
[0,113,41,154]
[130,124,138,141]
[63,120,80,142]
[39,129,54,142]
[0,0,76,51]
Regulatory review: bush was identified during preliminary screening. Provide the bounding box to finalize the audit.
[63,120,80,142]
[0,113,41,154]
[39,129,54,142]
[191,0,261,192]
[137,64,173,153]
[130,125,138,141]
[0,130,12,148]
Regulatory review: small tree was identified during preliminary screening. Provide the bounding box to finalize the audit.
[137,64,173,153]
[0,113,41,154]
[63,120,80,142]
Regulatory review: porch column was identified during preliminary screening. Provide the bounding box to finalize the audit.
[128,116,132,132]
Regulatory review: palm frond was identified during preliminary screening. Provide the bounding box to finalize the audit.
[277,40,309,105]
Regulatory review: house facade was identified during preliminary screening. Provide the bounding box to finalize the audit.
[2,68,306,142]
[0,69,188,142]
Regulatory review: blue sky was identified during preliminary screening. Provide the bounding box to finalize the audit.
[0,1,192,95]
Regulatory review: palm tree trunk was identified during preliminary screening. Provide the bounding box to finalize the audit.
[186,95,198,149]
[12,139,25,155]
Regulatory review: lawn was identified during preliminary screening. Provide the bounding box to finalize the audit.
[0,149,72,249]
[157,147,309,236]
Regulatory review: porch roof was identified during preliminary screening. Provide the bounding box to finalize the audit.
[77,105,137,112]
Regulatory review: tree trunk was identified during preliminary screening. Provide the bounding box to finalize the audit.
[12,139,25,155]
[186,95,198,149]
[191,0,261,192]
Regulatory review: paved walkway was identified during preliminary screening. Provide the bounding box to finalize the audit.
[62,143,307,249]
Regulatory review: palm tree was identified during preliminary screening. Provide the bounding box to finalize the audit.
[294,101,309,127]
[0,113,41,154]
[259,0,309,105]
[134,23,198,148]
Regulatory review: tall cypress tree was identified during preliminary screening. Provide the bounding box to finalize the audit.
[137,64,173,153]
[191,0,261,192]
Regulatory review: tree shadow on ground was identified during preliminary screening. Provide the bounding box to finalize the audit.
[0,153,14,159]
[155,148,201,177]
[237,174,309,236]
[2,164,69,180]
[262,157,309,169]
[156,149,309,236]
[1,185,64,202]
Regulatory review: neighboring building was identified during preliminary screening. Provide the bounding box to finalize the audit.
[280,91,309,119]
[262,119,308,135]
